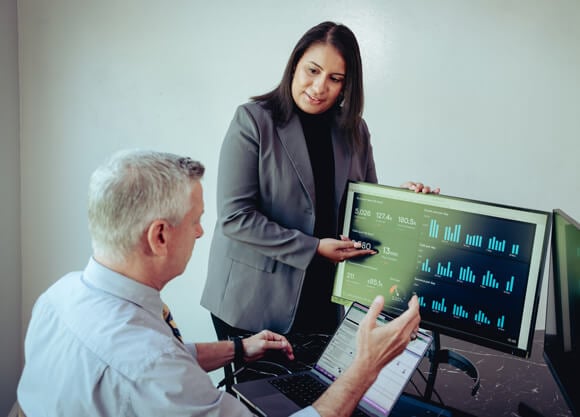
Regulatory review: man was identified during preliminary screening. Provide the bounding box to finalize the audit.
[17,149,421,417]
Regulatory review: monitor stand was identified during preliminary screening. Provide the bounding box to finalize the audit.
[423,331,481,399]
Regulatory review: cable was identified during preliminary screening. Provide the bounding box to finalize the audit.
[415,368,445,406]
[215,360,294,389]
[216,332,330,390]
[216,365,247,389]
[248,360,293,375]
[408,378,422,396]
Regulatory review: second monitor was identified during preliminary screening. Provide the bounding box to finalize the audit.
[332,182,551,358]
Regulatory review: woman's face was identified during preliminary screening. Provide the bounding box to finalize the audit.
[291,43,345,114]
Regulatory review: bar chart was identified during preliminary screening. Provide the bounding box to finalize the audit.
[475,310,491,325]
[432,297,447,313]
[482,271,500,289]
[453,304,469,319]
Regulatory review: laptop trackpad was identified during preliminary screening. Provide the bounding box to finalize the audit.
[254,393,302,417]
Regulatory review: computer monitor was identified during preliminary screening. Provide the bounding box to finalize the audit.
[332,182,551,358]
[544,209,580,417]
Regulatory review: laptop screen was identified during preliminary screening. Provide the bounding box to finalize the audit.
[314,302,432,415]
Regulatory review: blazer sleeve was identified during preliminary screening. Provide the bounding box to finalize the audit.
[215,104,319,271]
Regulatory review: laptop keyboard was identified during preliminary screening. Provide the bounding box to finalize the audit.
[269,374,326,408]
[268,374,370,417]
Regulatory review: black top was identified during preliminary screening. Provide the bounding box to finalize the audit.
[291,109,340,334]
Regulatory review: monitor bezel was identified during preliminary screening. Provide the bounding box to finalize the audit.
[333,181,552,358]
[543,208,580,417]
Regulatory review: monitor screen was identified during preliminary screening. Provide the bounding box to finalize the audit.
[544,209,580,417]
[332,182,551,357]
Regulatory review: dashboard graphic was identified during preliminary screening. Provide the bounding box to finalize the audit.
[332,182,551,357]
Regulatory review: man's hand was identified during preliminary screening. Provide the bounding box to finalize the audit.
[311,295,421,417]
[354,295,421,378]
[242,330,294,362]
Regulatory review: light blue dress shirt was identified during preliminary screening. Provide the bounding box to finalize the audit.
[17,258,319,417]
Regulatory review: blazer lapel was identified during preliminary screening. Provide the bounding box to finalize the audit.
[276,114,316,206]
[332,124,350,209]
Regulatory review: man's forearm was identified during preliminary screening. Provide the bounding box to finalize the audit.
[312,361,378,417]
[195,341,235,372]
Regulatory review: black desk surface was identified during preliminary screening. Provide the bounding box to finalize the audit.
[233,330,573,417]
[406,330,573,417]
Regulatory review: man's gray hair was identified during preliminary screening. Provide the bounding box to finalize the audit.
[88,149,205,262]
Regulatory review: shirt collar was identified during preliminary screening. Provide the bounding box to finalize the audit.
[83,257,164,318]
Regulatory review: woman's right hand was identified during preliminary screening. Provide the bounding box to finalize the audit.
[317,236,377,263]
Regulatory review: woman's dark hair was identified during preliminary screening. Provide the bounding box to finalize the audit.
[251,21,364,146]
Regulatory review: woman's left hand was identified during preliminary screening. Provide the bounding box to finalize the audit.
[401,181,440,194]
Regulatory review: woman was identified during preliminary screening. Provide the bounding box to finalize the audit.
[201,21,437,340]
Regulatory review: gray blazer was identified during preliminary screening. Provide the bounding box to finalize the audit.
[200,102,378,333]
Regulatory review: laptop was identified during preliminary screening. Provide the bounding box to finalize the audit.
[233,302,433,417]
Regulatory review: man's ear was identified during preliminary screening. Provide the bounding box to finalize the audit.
[146,220,169,256]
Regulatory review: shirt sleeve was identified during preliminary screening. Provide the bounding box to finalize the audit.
[290,406,321,417]
[185,342,197,358]
[125,348,254,417]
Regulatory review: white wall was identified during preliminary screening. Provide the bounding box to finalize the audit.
[0,0,20,413]
[16,0,580,389]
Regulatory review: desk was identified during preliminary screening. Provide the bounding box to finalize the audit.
[234,330,572,417]
[407,330,573,417]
